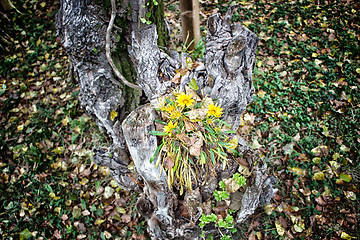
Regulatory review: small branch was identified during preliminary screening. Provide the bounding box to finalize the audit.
[106,0,142,90]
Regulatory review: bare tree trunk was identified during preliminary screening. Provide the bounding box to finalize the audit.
[57,1,277,239]
[179,0,200,49]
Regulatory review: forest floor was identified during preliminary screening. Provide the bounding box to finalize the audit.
[1,0,359,239]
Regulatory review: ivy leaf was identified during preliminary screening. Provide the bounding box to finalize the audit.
[339,173,352,182]
[19,229,33,240]
[313,172,325,181]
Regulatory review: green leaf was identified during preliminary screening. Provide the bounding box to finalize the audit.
[224,130,236,134]
[189,78,199,91]
[150,143,163,163]
[149,131,165,136]
[154,119,166,125]
[146,12,151,18]
[219,180,226,190]
[208,213,217,222]
[217,119,231,128]
[200,151,207,164]
[19,229,32,240]
[340,173,352,182]
[225,214,234,224]
[213,190,229,201]
[210,149,216,164]
[139,17,147,24]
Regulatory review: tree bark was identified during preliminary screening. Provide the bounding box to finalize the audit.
[57,2,277,239]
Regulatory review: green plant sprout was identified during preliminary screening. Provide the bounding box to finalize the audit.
[140,0,159,25]
[199,172,248,239]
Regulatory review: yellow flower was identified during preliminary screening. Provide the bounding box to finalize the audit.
[170,110,181,120]
[165,105,175,113]
[207,103,223,118]
[227,137,238,150]
[163,121,178,134]
[176,92,194,107]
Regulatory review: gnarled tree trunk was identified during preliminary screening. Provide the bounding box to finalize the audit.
[57,1,277,239]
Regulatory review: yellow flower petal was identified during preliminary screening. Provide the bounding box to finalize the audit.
[207,103,223,118]
[176,92,194,107]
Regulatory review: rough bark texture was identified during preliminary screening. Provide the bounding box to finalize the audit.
[57,2,277,239]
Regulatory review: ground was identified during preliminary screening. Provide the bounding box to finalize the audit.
[0,0,359,239]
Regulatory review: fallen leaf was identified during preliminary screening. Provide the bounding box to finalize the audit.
[72,206,82,219]
[343,191,356,201]
[251,139,262,149]
[339,173,352,182]
[340,145,350,152]
[340,232,355,239]
[264,204,275,215]
[313,172,325,180]
[185,108,207,121]
[81,209,90,216]
[121,214,131,223]
[163,156,174,169]
[328,33,335,41]
[189,137,203,157]
[176,133,192,146]
[104,186,115,199]
[95,219,105,225]
[282,142,294,155]
[288,167,305,177]
[311,145,329,157]
[222,178,240,193]
[184,120,195,132]
[275,220,285,236]
[290,215,305,233]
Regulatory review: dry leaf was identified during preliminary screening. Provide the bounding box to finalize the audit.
[275,220,285,236]
[189,137,203,157]
[163,156,174,170]
[171,72,182,84]
[223,178,241,193]
[311,145,329,157]
[184,120,195,132]
[121,214,131,223]
[185,86,201,101]
[186,108,208,121]
[176,133,192,146]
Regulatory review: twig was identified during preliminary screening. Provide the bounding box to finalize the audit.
[106,0,142,90]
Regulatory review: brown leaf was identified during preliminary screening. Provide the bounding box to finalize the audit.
[248,230,257,240]
[189,137,203,157]
[171,72,182,84]
[80,167,91,177]
[163,156,174,170]
[185,86,201,101]
[184,120,195,132]
[266,58,275,67]
[329,33,335,41]
[53,230,62,239]
[121,214,131,223]
[213,205,227,219]
[176,133,192,146]
[236,157,249,167]
[278,215,288,228]
[186,108,207,121]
